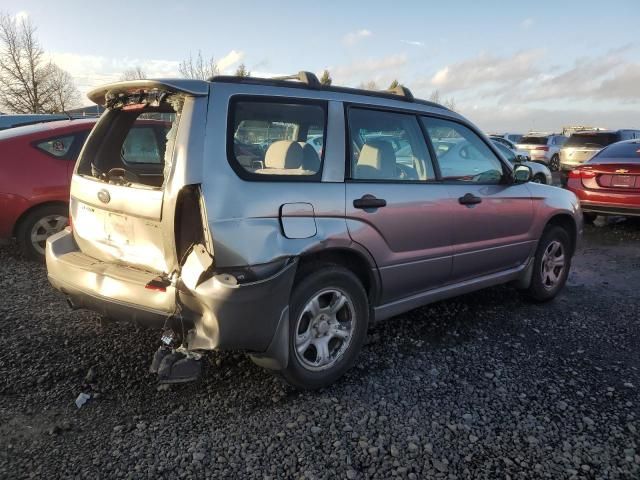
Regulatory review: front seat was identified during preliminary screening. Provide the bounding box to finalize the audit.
[355,140,397,180]
[254,140,305,175]
[299,142,321,172]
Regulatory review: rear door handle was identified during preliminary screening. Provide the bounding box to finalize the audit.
[458,193,482,206]
[353,195,387,209]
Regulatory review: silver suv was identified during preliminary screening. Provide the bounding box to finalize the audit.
[46,73,582,389]
[560,129,640,172]
[517,133,568,171]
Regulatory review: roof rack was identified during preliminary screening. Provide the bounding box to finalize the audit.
[209,72,443,109]
[270,71,321,88]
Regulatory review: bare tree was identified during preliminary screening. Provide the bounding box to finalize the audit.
[358,80,378,90]
[179,50,219,80]
[120,65,146,81]
[320,69,332,86]
[0,12,80,113]
[46,63,80,111]
[428,90,456,110]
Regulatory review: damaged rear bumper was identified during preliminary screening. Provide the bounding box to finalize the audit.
[46,229,296,366]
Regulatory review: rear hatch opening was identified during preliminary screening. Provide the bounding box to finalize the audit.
[77,89,183,189]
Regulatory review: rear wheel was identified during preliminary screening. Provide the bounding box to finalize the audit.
[524,226,572,302]
[532,173,546,184]
[16,204,68,261]
[550,155,560,172]
[281,265,369,389]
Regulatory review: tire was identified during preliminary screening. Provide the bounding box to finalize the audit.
[532,173,546,184]
[524,226,572,302]
[16,204,68,261]
[281,265,369,389]
[549,155,560,172]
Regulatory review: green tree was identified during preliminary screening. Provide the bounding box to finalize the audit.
[234,63,250,77]
[320,69,332,86]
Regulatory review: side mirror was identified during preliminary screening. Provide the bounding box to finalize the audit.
[514,165,532,183]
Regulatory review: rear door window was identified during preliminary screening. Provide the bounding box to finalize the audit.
[35,135,76,158]
[122,126,167,165]
[347,108,435,181]
[229,99,326,179]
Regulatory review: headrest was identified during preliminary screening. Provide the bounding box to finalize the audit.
[357,140,396,179]
[265,140,303,169]
[298,142,321,172]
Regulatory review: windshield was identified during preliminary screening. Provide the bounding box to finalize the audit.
[565,132,619,148]
[589,142,640,163]
[519,136,548,145]
[76,93,181,188]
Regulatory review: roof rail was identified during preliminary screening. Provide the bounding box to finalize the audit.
[270,71,321,88]
[386,85,414,101]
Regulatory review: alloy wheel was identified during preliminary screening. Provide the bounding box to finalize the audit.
[541,240,565,290]
[30,215,67,255]
[294,288,356,371]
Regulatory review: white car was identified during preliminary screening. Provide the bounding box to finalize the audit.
[516,133,567,171]
[490,136,531,161]
[492,140,552,184]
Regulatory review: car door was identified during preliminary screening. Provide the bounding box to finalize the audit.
[344,107,454,304]
[421,116,535,281]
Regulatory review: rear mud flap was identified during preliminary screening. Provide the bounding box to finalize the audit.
[178,248,297,359]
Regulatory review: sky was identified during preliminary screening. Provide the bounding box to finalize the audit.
[2,0,639,132]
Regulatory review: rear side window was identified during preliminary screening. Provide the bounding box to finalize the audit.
[565,132,619,148]
[590,142,640,162]
[35,135,75,158]
[229,99,326,179]
[520,136,549,145]
[348,108,435,181]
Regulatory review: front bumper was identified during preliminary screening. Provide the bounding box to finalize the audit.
[46,229,297,356]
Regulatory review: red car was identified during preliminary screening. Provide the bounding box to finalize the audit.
[0,119,97,259]
[566,139,640,221]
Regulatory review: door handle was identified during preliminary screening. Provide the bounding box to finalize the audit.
[353,195,387,209]
[458,193,482,206]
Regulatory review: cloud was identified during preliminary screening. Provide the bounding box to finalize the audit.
[520,18,534,29]
[401,40,424,47]
[594,63,640,100]
[48,49,245,103]
[464,104,640,133]
[332,54,408,84]
[343,29,372,46]
[428,49,543,92]
[217,50,244,72]
[14,11,29,21]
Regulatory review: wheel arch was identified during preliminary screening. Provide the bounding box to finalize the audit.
[544,213,577,255]
[296,247,381,307]
[13,200,69,237]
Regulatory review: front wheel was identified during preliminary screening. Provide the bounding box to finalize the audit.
[549,155,560,172]
[524,226,572,302]
[281,265,369,389]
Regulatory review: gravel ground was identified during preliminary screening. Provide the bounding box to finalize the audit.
[1,220,639,479]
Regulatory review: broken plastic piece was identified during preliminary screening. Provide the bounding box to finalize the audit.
[149,346,171,373]
[157,351,202,384]
[75,392,91,409]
